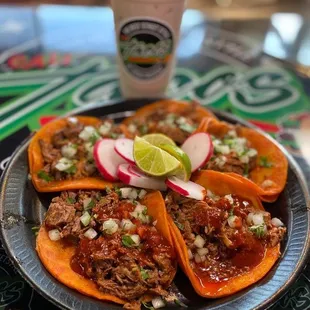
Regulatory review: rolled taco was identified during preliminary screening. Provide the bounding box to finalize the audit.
[28,116,126,192]
[196,118,288,202]
[36,188,176,309]
[122,99,217,144]
[166,170,286,297]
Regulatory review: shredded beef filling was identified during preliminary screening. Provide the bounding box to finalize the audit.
[44,189,176,309]
[126,102,203,144]
[38,118,124,182]
[165,191,286,282]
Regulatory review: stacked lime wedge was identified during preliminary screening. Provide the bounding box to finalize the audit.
[133,134,192,181]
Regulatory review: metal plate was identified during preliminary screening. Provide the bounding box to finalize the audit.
[0,99,309,310]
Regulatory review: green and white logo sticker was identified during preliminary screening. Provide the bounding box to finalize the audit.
[119,19,174,80]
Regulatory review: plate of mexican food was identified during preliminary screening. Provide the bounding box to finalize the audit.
[0,99,309,310]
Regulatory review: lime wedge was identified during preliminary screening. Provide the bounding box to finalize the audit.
[133,136,180,177]
[159,144,192,181]
[142,133,176,147]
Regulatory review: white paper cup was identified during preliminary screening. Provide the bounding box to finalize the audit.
[111,0,186,98]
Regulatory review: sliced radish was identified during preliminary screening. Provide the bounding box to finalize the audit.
[93,139,126,181]
[114,138,135,164]
[117,164,167,191]
[181,132,213,172]
[166,177,206,200]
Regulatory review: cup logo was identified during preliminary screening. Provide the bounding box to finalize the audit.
[119,19,174,80]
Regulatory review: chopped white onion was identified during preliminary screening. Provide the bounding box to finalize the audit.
[214,156,227,168]
[79,126,97,141]
[240,155,249,164]
[247,148,258,157]
[48,229,61,241]
[138,189,147,199]
[120,188,133,199]
[67,117,78,124]
[227,130,237,138]
[130,234,140,246]
[55,157,73,171]
[102,219,119,234]
[228,215,239,228]
[130,204,150,224]
[224,194,234,205]
[128,189,138,200]
[271,217,284,227]
[215,144,230,155]
[84,228,97,239]
[153,220,158,226]
[261,179,275,188]
[99,122,112,135]
[188,249,193,260]
[128,124,137,133]
[252,213,264,226]
[194,235,206,248]
[61,144,77,159]
[80,211,91,226]
[151,297,165,309]
[200,255,206,262]
[247,212,254,225]
[121,219,136,231]
[197,248,209,256]
[83,197,92,210]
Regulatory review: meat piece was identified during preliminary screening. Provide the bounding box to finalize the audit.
[45,199,76,228]
[60,216,82,239]
[154,124,189,145]
[63,121,84,139]
[267,226,286,247]
[52,131,68,148]
[39,139,61,164]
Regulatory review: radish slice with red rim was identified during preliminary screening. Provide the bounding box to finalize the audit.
[181,132,213,172]
[117,164,167,191]
[114,138,135,164]
[166,176,206,200]
[93,139,126,181]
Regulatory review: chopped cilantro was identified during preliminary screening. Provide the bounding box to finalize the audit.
[114,187,122,198]
[85,199,95,210]
[89,132,100,145]
[174,221,184,231]
[142,302,155,310]
[132,200,138,205]
[179,123,196,133]
[121,235,136,247]
[249,224,266,238]
[174,299,188,308]
[37,170,54,182]
[66,197,76,204]
[259,156,273,168]
[140,267,149,280]
[65,165,77,174]
[142,208,148,216]
[139,124,148,135]
[71,144,78,149]
[31,226,40,236]
[229,208,234,217]
[223,138,234,146]
[105,187,112,194]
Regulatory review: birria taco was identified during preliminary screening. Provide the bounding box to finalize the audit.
[166,170,286,297]
[122,99,217,144]
[28,116,127,192]
[196,118,288,202]
[36,188,176,310]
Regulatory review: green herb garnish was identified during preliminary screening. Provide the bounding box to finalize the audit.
[71,143,78,149]
[140,267,149,280]
[114,187,122,198]
[174,299,188,308]
[37,170,54,182]
[229,208,234,217]
[174,221,184,231]
[121,235,136,247]
[85,199,95,210]
[259,156,273,168]
[139,124,148,135]
[66,197,76,204]
[89,132,100,145]
[110,133,119,139]
[65,165,77,174]
[249,224,266,238]
[179,123,196,133]
[142,302,155,310]
[31,226,40,236]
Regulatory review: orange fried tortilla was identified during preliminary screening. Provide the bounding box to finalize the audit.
[197,118,288,202]
[36,191,174,305]
[171,170,281,298]
[28,116,116,192]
